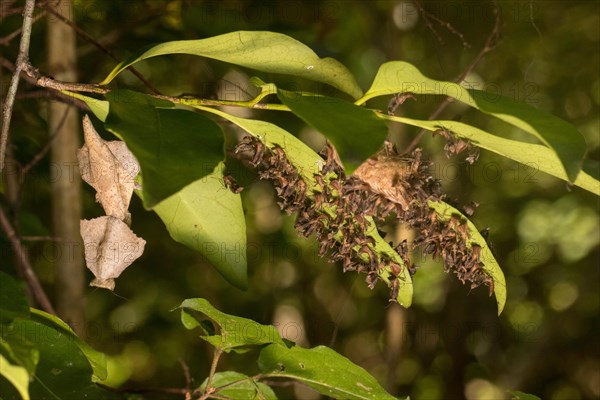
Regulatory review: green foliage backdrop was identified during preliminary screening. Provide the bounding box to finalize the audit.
[1,1,598,399]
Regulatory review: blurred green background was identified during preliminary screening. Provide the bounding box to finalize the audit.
[1,0,598,399]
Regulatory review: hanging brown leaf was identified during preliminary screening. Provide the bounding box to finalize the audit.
[80,216,146,290]
[77,115,140,225]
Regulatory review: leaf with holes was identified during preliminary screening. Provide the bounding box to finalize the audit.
[179,298,287,352]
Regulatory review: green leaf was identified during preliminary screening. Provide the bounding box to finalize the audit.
[100,31,363,99]
[360,61,587,182]
[153,163,248,290]
[508,390,542,400]
[179,298,287,352]
[277,90,389,172]
[29,309,108,382]
[385,115,600,196]
[0,354,30,400]
[258,344,395,400]
[428,201,506,315]
[68,92,109,122]
[194,106,326,187]
[199,371,277,400]
[0,272,29,323]
[105,90,224,208]
[192,106,412,306]
[8,316,114,400]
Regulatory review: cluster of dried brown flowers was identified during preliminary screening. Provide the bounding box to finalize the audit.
[227,135,493,300]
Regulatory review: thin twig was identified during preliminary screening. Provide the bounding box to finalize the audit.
[21,235,63,241]
[0,204,56,314]
[199,348,224,400]
[43,4,162,94]
[2,57,288,112]
[412,0,470,48]
[21,62,108,93]
[21,106,70,176]
[178,358,193,400]
[0,10,45,46]
[329,276,359,348]
[0,0,21,19]
[0,57,90,110]
[96,383,188,395]
[402,0,501,154]
[1,0,37,172]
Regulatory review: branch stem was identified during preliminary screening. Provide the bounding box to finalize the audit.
[1,0,37,172]
[0,205,56,314]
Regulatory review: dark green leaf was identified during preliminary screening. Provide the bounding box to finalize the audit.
[105,90,224,208]
[29,309,107,382]
[360,61,587,183]
[100,31,363,99]
[8,315,116,400]
[0,272,29,323]
[199,371,277,400]
[277,90,388,172]
[153,163,248,289]
[258,344,395,400]
[179,298,287,352]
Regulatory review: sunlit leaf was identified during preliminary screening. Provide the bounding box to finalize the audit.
[0,354,30,400]
[100,31,363,99]
[428,201,506,315]
[258,344,395,400]
[154,163,248,290]
[385,115,599,196]
[360,61,587,182]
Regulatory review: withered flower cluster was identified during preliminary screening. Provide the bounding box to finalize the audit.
[228,136,493,300]
[433,128,480,164]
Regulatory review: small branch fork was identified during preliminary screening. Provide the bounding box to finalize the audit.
[401,0,501,154]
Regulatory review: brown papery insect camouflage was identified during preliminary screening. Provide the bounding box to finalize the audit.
[229,136,494,300]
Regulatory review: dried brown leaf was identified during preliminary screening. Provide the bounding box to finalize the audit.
[80,216,146,291]
[77,115,140,224]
